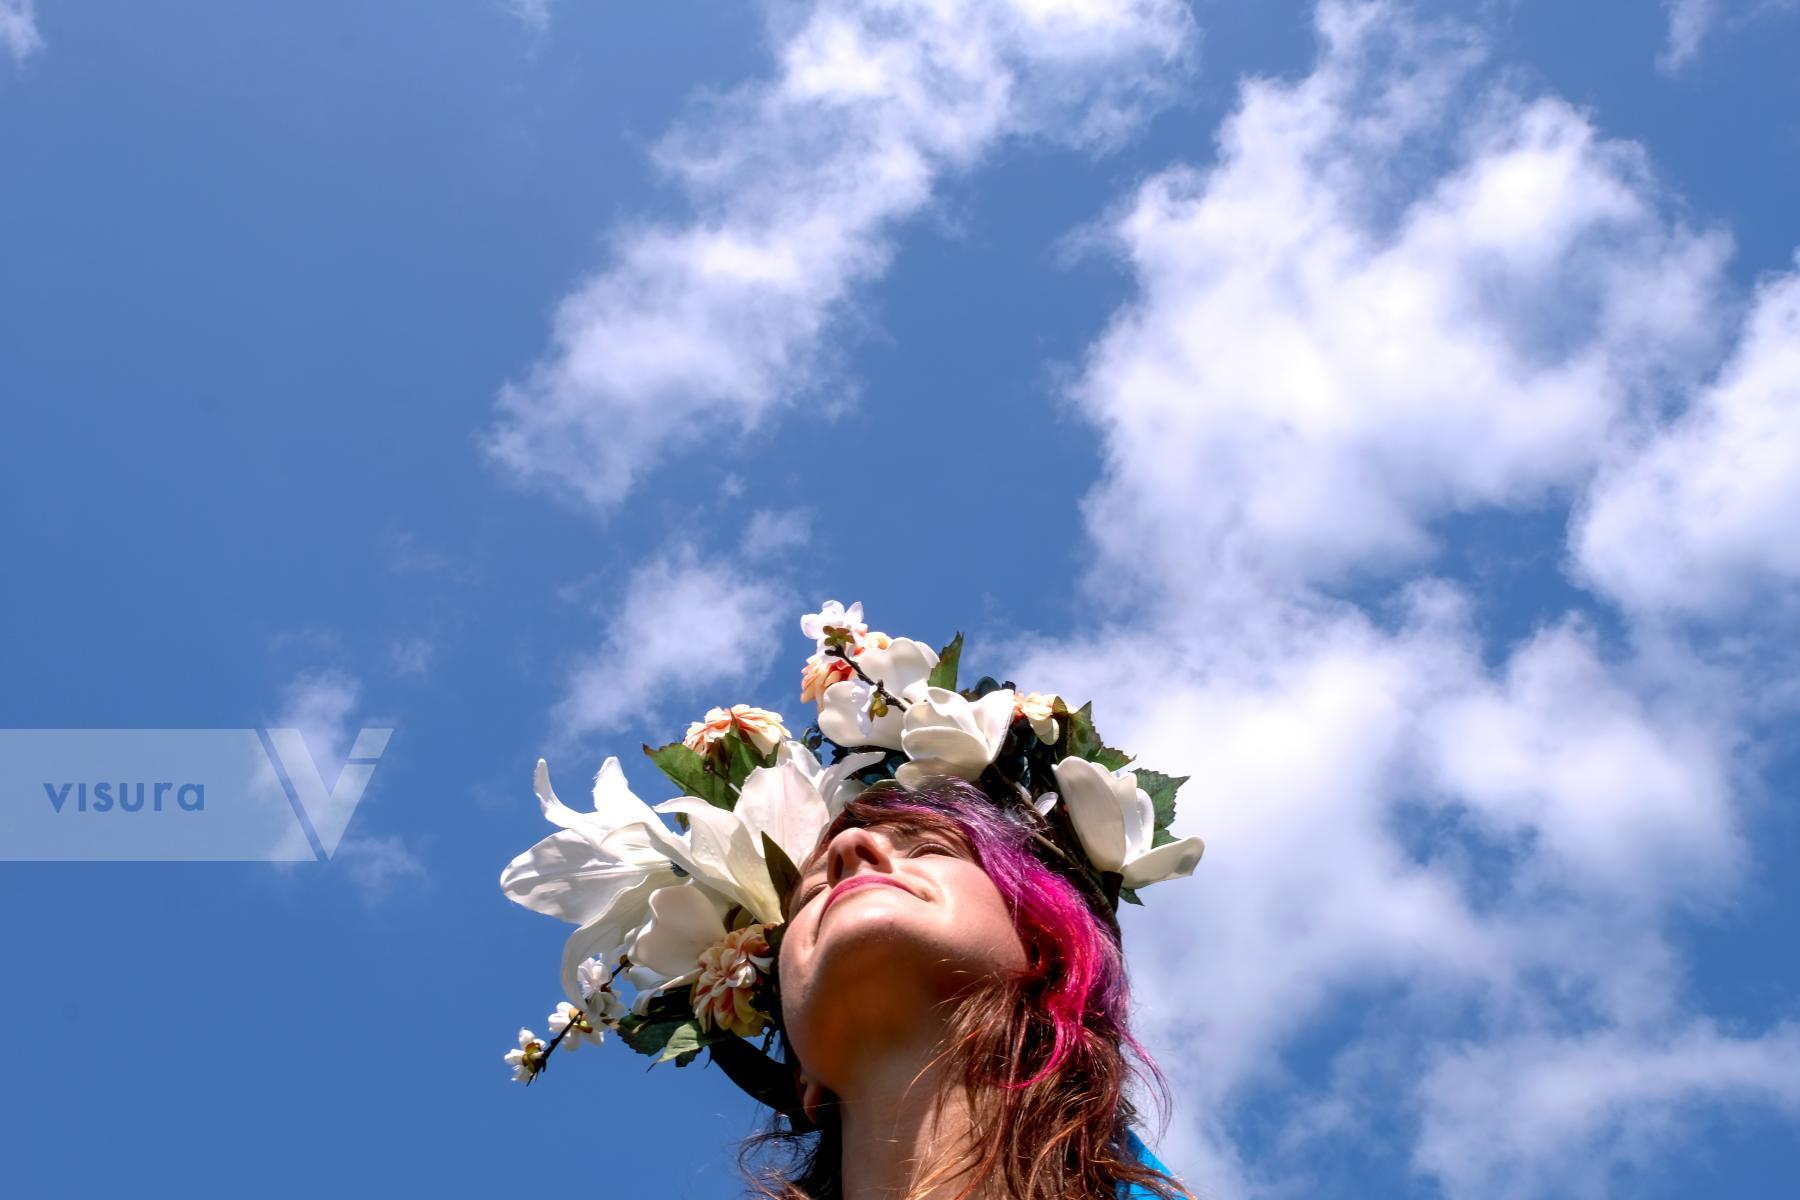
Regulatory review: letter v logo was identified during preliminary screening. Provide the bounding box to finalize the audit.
[258,728,393,859]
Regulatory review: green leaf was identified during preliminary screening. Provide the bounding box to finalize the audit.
[722,730,774,790]
[657,1021,709,1066]
[616,1000,725,1067]
[1063,701,1098,758]
[1133,769,1188,833]
[1094,744,1134,771]
[928,632,963,691]
[1116,885,1145,907]
[1063,703,1133,770]
[643,741,734,809]
[761,832,802,915]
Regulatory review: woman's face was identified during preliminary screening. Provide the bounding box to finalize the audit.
[777,817,1029,1094]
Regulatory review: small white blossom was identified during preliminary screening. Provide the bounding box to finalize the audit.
[504,1027,546,1083]
[548,1000,603,1050]
[800,600,866,648]
[586,987,628,1025]
[576,956,628,1025]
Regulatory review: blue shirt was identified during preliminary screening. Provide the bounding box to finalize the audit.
[1121,1129,1174,1198]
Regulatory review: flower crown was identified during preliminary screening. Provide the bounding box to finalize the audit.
[499,601,1206,1112]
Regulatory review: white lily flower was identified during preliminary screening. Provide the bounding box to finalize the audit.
[497,757,697,1009]
[499,758,679,925]
[818,637,938,749]
[505,1028,545,1083]
[649,759,831,923]
[548,1000,603,1050]
[777,738,885,816]
[1050,756,1206,889]
[895,687,1016,787]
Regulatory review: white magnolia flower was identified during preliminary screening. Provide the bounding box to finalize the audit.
[818,637,938,749]
[548,1000,603,1050]
[505,1028,546,1083]
[1050,756,1206,889]
[646,759,832,924]
[800,599,866,647]
[895,687,1016,787]
[777,738,885,817]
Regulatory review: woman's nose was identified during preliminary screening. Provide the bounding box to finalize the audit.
[825,825,894,885]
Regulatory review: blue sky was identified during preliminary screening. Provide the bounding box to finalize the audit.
[3,1,1798,1196]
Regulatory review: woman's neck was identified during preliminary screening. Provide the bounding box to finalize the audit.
[833,1023,1001,1200]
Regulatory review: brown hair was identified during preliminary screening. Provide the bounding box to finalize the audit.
[740,778,1191,1200]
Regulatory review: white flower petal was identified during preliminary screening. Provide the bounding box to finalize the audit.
[1121,835,1207,889]
[969,689,1017,746]
[819,679,904,749]
[857,638,938,691]
[895,757,960,788]
[1052,756,1129,873]
[590,756,659,829]
[653,798,784,923]
[1118,776,1154,861]
[630,883,729,978]
[734,761,830,871]
[557,872,673,1008]
[498,828,665,925]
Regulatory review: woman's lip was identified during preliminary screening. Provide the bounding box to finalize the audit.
[821,875,914,917]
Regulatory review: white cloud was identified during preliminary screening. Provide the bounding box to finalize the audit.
[267,669,422,898]
[505,0,552,35]
[1008,2,1799,1193]
[334,832,429,901]
[386,635,437,680]
[1660,0,1717,69]
[553,550,790,741]
[1573,262,1800,622]
[741,506,814,560]
[484,0,1195,511]
[1658,0,1799,69]
[274,669,363,777]
[0,0,42,63]
[1415,1023,1800,1199]
[1071,0,1728,612]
